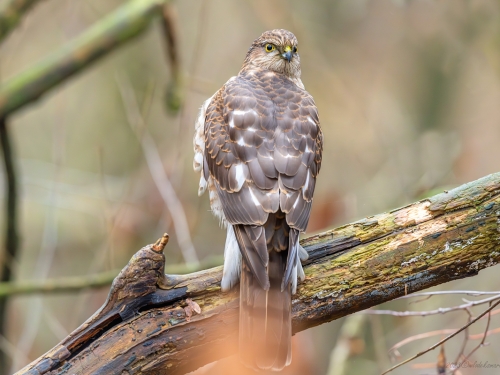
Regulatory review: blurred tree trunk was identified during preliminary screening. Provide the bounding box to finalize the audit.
[0,117,19,375]
[13,172,500,375]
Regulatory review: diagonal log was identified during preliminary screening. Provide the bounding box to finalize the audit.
[14,172,500,375]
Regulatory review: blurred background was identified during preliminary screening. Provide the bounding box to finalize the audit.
[1,0,500,374]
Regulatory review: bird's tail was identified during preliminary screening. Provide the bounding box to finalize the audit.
[238,246,292,371]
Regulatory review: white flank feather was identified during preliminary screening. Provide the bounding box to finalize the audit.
[221,225,242,291]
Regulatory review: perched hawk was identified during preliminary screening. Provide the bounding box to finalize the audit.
[193,29,323,370]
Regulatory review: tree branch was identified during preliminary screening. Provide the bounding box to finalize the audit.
[0,256,223,298]
[14,172,500,375]
[0,0,43,42]
[0,116,19,375]
[159,3,182,113]
[0,0,170,118]
[380,300,500,375]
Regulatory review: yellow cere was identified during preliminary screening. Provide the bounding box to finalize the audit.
[284,46,292,52]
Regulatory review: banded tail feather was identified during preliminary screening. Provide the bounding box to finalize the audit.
[234,213,298,371]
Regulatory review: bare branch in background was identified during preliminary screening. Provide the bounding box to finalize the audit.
[0,0,171,117]
[397,290,500,299]
[13,172,500,375]
[381,300,500,375]
[452,302,494,374]
[0,334,27,369]
[0,117,19,375]
[11,173,60,373]
[116,74,199,265]
[388,310,500,354]
[0,269,117,295]
[368,285,500,372]
[453,307,473,373]
[365,293,500,317]
[162,0,212,193]
[0,256,222,298]
[160,3,182,113]
[0,0,43,42]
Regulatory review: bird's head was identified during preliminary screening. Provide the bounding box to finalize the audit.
[243,29,301,79]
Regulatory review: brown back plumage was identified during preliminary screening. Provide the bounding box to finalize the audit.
[202,29,323,370]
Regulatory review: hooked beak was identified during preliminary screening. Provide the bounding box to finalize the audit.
[282,46,293,62]
[282,50,293,63]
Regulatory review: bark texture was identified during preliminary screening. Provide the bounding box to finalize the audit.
[15,172,500,375]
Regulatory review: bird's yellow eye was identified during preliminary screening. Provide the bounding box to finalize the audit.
[293,46,298,53]
[265,44,275,52]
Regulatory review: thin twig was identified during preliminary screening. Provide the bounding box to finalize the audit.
[397,290,500,299]
[0,270,117,298]
[397,290,500,306]
[387,309,500,354]
[381,300,500,375]
[390,330,458,354]
[160,3,182,113]
[11,126,64,372]
[452,307,472,372]
[0,334,27,367]
[469,326,500,339]
[0,256,222,298]
[165,0,211,192]
[116,74,199,265]
[366,294,500,317]
[453,302,493,372]
[0,117,18,375]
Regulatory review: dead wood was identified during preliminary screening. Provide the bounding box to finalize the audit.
[15,172,500,375]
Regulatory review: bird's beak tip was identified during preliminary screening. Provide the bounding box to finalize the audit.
[282,51,293,63]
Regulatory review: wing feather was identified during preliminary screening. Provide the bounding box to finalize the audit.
[203,69,323,290]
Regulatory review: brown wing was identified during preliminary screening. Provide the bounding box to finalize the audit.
[204,69,322,287]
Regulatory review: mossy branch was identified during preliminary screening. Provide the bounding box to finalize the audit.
[0,0,42,42]
[15,172,500,375]
[0,0,170,117]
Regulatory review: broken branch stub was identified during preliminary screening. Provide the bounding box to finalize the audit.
[14,172,500,375]
[16,233,189,375]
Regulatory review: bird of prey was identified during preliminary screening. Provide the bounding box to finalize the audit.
[193,29,323,371]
